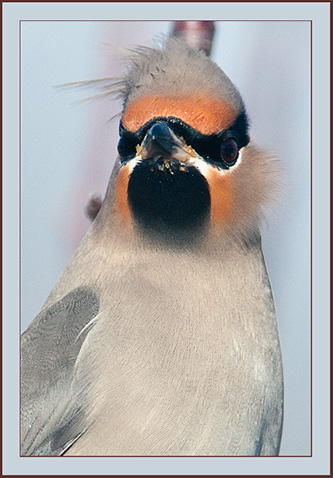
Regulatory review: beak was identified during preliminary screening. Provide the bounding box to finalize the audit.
[140,121,189,161]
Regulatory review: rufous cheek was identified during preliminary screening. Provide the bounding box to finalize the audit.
[115,163,234,227]
[115,164,132,223]
[206,169,234,226]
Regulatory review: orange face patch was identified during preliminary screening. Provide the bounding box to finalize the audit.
[115,164,132,223]
[206,168,234,226]
[122,94,237,135]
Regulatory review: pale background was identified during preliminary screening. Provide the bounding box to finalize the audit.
[21,20,310,457]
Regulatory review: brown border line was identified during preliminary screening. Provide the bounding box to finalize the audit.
[18,17,22,467]
[20,19,314,22]
[9,0,331,3]
[1,3,3,477]
[309,17,313,460]
[330,2,332,475]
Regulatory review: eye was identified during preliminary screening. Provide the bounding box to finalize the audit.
[117,135,138,163]
[220,138,238,166]
[117,129,142,162]
[117,136,128,159]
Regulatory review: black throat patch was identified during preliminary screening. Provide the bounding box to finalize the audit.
[127,158,211,240]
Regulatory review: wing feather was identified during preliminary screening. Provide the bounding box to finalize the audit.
[21,286,99,456]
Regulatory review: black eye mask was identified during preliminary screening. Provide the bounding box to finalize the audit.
[118,111,250,169]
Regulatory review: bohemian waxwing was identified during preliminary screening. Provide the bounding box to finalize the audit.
[21,37,284,456]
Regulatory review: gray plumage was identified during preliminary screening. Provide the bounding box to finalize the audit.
[21,38,284,456]
[122,38,244,112]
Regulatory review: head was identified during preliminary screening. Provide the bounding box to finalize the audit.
[103,38,280,245]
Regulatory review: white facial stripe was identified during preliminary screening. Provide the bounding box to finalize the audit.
[123,156,140,172]
[189,150,243,177]
[123,150,243,176]
[188,156,211,175]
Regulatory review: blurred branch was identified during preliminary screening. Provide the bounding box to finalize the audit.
[84,193,104,221]
[171,21,215,56]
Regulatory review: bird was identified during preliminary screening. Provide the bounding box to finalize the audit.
[21,37,284,456]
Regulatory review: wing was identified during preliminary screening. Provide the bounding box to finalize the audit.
[21,286,99,456]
